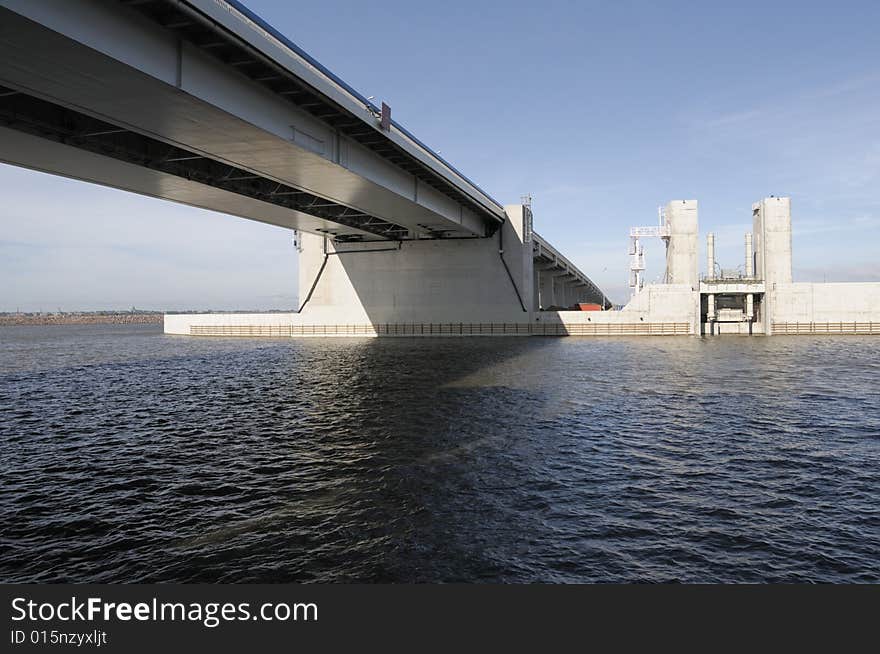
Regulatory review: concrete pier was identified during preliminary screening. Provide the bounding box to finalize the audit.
[294,206,533,326]
[665,200,699,287]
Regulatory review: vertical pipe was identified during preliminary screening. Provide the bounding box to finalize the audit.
[537,269,543,310]
[707,293,716,321]
[497,224,527,312]
[298,236,328,313]
[707,232,715,280]
[745,232,753,278]
[746,293,754,320]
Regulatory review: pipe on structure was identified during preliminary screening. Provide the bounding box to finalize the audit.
[746,293,754,320]
[497,220,527,312]
[745,232,754,278]
[707,232,715,280]
[707,293,716,321]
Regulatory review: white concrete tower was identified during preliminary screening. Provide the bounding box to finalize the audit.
[752,197,792,285]
[664,200,699,289]
[752,196,792,335]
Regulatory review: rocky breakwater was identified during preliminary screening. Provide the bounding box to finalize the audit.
[0,312,163,326]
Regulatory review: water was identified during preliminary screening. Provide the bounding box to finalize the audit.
[1,324,878,583]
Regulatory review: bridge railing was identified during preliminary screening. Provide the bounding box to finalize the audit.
[189,322,692,337]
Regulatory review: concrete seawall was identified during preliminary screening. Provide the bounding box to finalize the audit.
[163,312,692,337]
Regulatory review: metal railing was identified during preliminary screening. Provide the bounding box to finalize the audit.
[772,322,879,335]
[190,322,693,337]
[701,274,762,282]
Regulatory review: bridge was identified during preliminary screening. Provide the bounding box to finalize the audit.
[0,0,609,333]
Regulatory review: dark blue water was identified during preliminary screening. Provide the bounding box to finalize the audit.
[1,324,878,583]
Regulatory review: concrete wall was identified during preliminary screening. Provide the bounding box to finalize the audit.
[702,321,765,335]
[771,283,880,323]
[532,284,699,334]
[534,285,698,335]
[164,312,295,335]
[619,284,700,329]
[665,200,699,288]
[295,205,534,324]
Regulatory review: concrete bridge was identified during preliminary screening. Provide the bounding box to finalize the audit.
[0,0,609,333]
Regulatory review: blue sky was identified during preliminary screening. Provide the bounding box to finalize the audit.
[2,0,879,310]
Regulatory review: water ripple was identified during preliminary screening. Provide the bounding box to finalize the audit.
[1,324,879,582]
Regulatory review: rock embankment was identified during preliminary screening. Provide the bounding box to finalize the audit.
[0,312,163,326]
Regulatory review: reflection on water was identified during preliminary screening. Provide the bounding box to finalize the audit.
[1,324,878,582]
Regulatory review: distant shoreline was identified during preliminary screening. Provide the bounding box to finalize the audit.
[0,313,163,326]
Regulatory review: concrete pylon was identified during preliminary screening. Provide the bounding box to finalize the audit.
[752,196,792,336]
[752,197,792,285]
[664,200,699,289]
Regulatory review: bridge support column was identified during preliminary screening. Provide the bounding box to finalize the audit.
[567,280,582,306]
[550,273,576,308]
[534,264,556,310]
[296,205,535,325]
[561,280,573,308]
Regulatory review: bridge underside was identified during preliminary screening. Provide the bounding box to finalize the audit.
[0,90,397,240]
[0,87,405,240]
[0,0,610,327]
[0,0,499,241]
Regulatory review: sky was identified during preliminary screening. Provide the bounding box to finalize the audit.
[2,0,879,310]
